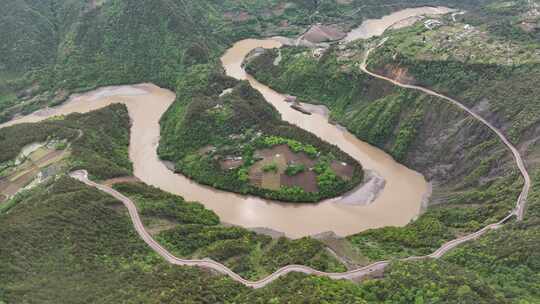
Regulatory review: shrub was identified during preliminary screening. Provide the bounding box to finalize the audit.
[285,164,305,176]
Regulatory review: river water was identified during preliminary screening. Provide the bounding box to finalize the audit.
[1,6,454,238]
[344,6,454,41]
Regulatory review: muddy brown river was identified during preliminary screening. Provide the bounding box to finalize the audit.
[1,7,455,238]
[344,6,454,41]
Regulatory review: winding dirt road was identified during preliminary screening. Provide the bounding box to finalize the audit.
[360,44,530,221]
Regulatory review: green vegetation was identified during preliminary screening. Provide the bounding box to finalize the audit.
[285,163,305,176]
[113,181,345,280]
[346,171,523,260]
[112,182,220,227]
[246,46,431,162]
[443,223,540,302]
[262,162,279,173]
[0,0,434,124]
[245,0,534,271]
[2,0,540,303]
[261,135,318,158]
[0,177,246,303]
[247,43,521,254]
[365,4,540,143]
[159,78,363,202]
[0,173,540,303]
[361,259,508,303]
[0,104,132,180]
[4,171,532,303]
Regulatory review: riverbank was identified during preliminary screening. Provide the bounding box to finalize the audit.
[0,8,449,238]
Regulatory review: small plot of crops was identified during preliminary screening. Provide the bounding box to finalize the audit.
[0,141,69,202]
[250,144,316,192]
[248,142,355,193]
[0,104,133,208]
[199,132,357,200]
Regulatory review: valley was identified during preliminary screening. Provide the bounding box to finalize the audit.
[0,0,539,303]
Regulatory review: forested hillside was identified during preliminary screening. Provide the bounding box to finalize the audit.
[1,105,527,303]
[1,0,539,303]
[0,0,363,122]
[2,176,530,303]
[246,43,522,259]
[0,0,507,123]
[0,104,132,181]
[244,0,539,301]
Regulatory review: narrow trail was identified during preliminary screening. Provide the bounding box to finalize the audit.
[360,44,530,221]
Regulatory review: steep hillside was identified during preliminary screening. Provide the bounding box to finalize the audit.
[0,104,132,181]
[0,0,509,123]
[244,0,539,261]
[2,174,520,303]
[0,177,248,303]
[366,7,540,143]
[0,106,518,303]
[247,46,521,256]
[1,1,539,303]
[0,0,360,123]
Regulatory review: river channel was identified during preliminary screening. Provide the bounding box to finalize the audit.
[1,6,453,238]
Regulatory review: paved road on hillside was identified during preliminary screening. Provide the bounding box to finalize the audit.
[360,45,530,221]
[70,169,515,288]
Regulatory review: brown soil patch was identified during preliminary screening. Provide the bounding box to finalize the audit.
[250,145,319,192]
[0,194,6,203]
[331,160,354,181]
[0,148,68,199]
[220,159,244,170]
[382,65,416,84]
[102,176,141,187]
[255,145,317,167]
[303,24,346,43]
[2,168,37,196]
[249,148,287,190]
[281,170,318,193]
[0,179,7,191]
[33,149,64,164]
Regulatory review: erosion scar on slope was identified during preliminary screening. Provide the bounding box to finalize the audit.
[360,44,530,221]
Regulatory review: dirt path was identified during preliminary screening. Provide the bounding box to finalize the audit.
[70,170,516,288]
[360,44,530,221]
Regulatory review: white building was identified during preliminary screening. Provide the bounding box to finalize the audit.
[424,19,443,30]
